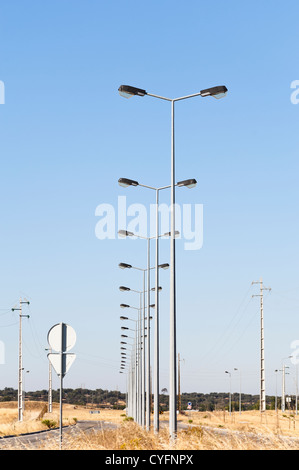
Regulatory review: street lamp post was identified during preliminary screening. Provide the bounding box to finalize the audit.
[119,262,147,426]
[121,286,142,424]
[280,357,291,413]
[121,340,137,419]
[121,330,140,422]
[118,177,195,433]
[120,303,143,423]
[120,283,162,431]
[225,371,232,416]
[119,250,169,431]
[120,316,137,418]
[118,84,228,438]
[120,308,153,423]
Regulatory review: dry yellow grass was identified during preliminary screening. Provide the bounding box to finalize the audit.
[0,401,49,436]
[36,420,299,451]
[176,409,299,438]
[1,402,299,450]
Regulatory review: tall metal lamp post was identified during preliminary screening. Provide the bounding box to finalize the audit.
[118,178,194,434]
[118,84,228,438]
[119,256,168,431]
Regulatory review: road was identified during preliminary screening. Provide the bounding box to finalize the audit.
[0,420,118,450]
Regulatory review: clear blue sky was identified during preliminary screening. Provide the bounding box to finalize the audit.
[0,0,299,398]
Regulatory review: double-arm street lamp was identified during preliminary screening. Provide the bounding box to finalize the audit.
[118,83,228,438]
[120,315,137,418]
[119,258,168,430]
[120,302,144,424]
[120,299,154,426]
[118,177,195,433]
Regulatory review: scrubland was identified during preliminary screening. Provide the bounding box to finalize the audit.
[0,402,299,450]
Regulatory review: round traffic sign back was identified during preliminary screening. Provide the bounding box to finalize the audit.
[47,323,76,352]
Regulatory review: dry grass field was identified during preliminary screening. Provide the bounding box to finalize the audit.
[176,408,299,437]
[1,401,299,450]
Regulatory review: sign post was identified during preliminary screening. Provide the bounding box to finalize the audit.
[47,322,76,449]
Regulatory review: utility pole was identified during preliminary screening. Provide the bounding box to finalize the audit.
[252,278,271,413]
[234,368,242,414]
[296,364,298,416]
[45,347,53,412]
[23,370,29,412]
[178,353,181,414]
[12,298,30,422]
[275,369,278,413]
[178,353,184,413]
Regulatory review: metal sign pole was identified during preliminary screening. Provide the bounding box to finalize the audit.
[60,369,63,449]
[60,323,63,449]
[47,322,76,450]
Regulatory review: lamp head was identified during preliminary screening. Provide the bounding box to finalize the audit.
[118,85,147,98]
[119,263,132,269]
[163,231,180,238]
[118,230,134,238]
[118,178,139,188]
[159,263,170,270]
[177,178,197,189]
[200,85,228,99]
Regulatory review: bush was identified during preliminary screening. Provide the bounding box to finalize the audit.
[42,419,57,429]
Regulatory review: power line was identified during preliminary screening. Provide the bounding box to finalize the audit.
[196,285,254,365]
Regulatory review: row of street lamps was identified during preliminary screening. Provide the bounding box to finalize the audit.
[117,83,228,438]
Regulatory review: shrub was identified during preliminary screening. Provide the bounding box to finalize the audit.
[123,416,134,422]
[42,419,57,429]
